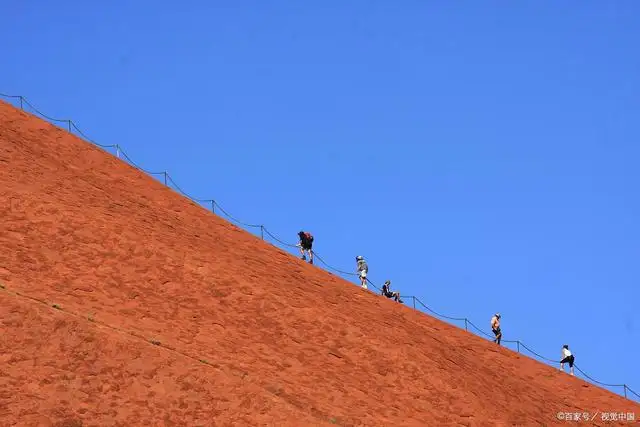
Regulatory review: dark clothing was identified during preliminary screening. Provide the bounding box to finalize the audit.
[561,355,575,367]
[492,327,502,345]
[382,283,401,302]
[299,233,313,250]
[381,284,391,296]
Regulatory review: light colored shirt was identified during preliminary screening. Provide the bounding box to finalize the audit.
[562,348,572,358]
[491,316,500,329]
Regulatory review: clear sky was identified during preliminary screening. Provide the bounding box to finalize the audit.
[3,1,639,402]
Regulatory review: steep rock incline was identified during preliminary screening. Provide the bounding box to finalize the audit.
[1,100,638,426]
[0,292,323,427]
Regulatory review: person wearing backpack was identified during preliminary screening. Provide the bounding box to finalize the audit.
[297,231,314,264]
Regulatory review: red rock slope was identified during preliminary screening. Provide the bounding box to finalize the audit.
[1,99,638,427]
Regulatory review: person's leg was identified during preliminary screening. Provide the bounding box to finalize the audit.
[308,246,313,264]
[361,271,368,289]
[569,356,575,375]
[300,242,311,262]
[560,356,569,372]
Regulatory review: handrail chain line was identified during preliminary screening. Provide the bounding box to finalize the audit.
[263,227,298,249]
[165,173,205,202]
[117,145,165,176]
[0,92,637,403]
[19,96,68,123]
[519,341,561,364]
[212,200,262,229]
[626,386,640,399]
[69,121,115,149]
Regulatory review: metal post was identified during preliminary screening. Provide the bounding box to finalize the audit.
[115,145,120,158]
[163,172,167,186]
[67,120,72,132]
[624,385,627,398]
[412,296,416,309]
[464,318,468,331]
[260,225,264,240]
[517,341,520,353]
[211,200,215,214]
[19,96,23,110]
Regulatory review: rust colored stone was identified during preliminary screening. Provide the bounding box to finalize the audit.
[1,100,638,426]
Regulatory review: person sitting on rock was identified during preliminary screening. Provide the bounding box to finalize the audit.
[381,280,403,303]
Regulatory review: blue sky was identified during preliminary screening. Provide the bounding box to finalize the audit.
[3,1,639,401]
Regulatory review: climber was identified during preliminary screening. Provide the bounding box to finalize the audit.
[491,313,502,345]
[356,256,368,289]
[559,345,575,376]
[381,280,403,303]
[297,231,314,264]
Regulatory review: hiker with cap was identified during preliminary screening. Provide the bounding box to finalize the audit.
[491,313,502,345]
[381,280,403,303]
[355,256,368,289]
[559,345,575,376]
[297,231,314,264]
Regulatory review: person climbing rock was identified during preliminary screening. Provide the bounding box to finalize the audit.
[491,313,502,345]
[356,256,368,289]
[559,344,575,376]
[381,280,403,303]
[297,231,314,264]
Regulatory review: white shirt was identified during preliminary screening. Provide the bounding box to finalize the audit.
[562,348,572,358]
[491,316,500,328]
